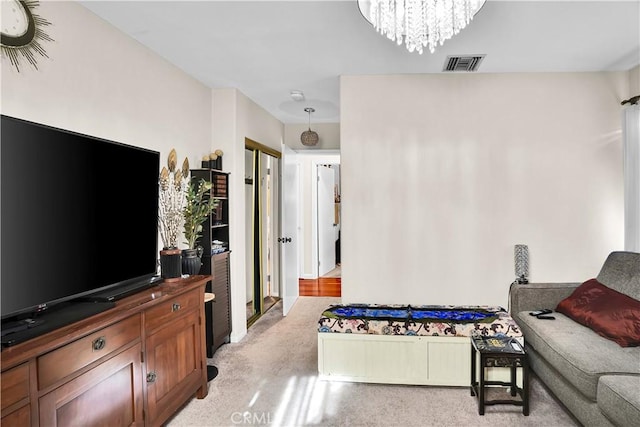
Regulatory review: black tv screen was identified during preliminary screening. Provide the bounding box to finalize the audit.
[1,115,160,320]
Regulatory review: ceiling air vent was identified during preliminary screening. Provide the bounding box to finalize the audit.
[443,55,485,72]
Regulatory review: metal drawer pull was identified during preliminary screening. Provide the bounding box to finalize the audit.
[172,303,181,312]
[92,336,106,351]
[146,372,157,383]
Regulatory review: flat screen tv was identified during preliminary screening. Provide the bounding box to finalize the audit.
[1,115,160,342]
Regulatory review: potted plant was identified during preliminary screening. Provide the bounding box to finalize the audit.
[182,178,218,275]
[158,149,189,281]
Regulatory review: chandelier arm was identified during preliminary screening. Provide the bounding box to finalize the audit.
[359,0,486,54]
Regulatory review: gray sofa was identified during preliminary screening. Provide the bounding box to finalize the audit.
[510,251,640,426]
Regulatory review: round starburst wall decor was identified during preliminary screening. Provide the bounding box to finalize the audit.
[1,0,53,72]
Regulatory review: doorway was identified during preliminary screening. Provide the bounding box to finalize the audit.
[317,164,340,278]
[245,144,281,327]
[298,153,341,297]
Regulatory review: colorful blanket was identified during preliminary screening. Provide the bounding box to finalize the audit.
[318,304,522,337]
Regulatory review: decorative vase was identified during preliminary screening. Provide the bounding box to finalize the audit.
[181,247,203,276]
[160,248,182,282]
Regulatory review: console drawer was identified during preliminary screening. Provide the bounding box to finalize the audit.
[37,314,141,390]
[145,288,201,333]
[1,363,30,410]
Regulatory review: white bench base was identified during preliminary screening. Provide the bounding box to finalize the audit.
[318,333,524,387]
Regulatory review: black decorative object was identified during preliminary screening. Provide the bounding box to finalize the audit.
[1,0,54,72]
[207,365,219,381]
[621,95,640,106]
[208,150,223,170]
[160,248,182,282]
[181,247,203,276]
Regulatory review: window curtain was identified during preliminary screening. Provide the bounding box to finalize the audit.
[623,105,640,252]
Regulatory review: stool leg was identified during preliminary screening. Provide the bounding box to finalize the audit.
[470,345,476,396]
[479,355,485,415]
[511,363,517,396]
[523,357,530,416]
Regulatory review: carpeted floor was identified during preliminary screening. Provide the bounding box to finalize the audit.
[167,297,579,427]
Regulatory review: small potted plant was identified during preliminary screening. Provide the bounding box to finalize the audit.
[158,149,189,281]
[182,178,218,275]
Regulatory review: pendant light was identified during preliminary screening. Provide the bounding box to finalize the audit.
[300,107,319,146]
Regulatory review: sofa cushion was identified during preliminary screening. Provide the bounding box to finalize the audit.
[596,251,640,301]
[556,278,640,347]
[516,311,640,401]
[598,375,640,427]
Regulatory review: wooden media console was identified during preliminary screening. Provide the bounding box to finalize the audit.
[1,275,210,426]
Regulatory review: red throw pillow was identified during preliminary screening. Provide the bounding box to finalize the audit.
[556,278,640,347]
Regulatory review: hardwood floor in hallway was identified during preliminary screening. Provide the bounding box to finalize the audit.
[299,277,341,297]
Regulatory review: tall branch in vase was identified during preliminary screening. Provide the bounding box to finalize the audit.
[158,149,189,249]
[184,179,218,250]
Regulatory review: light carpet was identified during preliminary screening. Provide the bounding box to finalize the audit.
[167,297,578,427]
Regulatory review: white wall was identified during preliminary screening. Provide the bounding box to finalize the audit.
[284,123,340,150]
[623,105,640,252]
[1,2,212,169]
[341,72,628,307]
[212,88,284,343]
[624,65,640,252]
[629,65,640,94]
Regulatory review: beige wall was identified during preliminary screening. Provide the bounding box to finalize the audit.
[284,123,340,150]
[341,72,627,307]
[1,2,285,344]
[1,2,211,169]
[629,65,640,95]
[212,88,284,342]
[1,2,212,260]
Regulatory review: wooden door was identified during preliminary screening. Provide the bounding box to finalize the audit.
[280,143,299,315]
[144,309,202,425]
[39,344,143,426]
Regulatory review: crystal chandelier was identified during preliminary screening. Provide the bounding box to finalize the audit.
[357,0,486,54]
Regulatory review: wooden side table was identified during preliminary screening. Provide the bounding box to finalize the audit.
[470,336,529,416]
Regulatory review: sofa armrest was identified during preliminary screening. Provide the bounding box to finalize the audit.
[509,282,580,317]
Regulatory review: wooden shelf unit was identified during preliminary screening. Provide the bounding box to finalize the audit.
[191,168,232,357]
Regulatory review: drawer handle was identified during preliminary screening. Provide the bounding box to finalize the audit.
[146,372,157,383]
[92,336,107,351]
[172,303,181,312]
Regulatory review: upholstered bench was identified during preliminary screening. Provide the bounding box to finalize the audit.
[317,304,523,386]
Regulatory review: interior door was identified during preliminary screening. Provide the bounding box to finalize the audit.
[280,144,299,315]
[317,165,335,277]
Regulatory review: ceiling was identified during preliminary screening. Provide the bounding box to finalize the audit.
[80,1,640,124]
